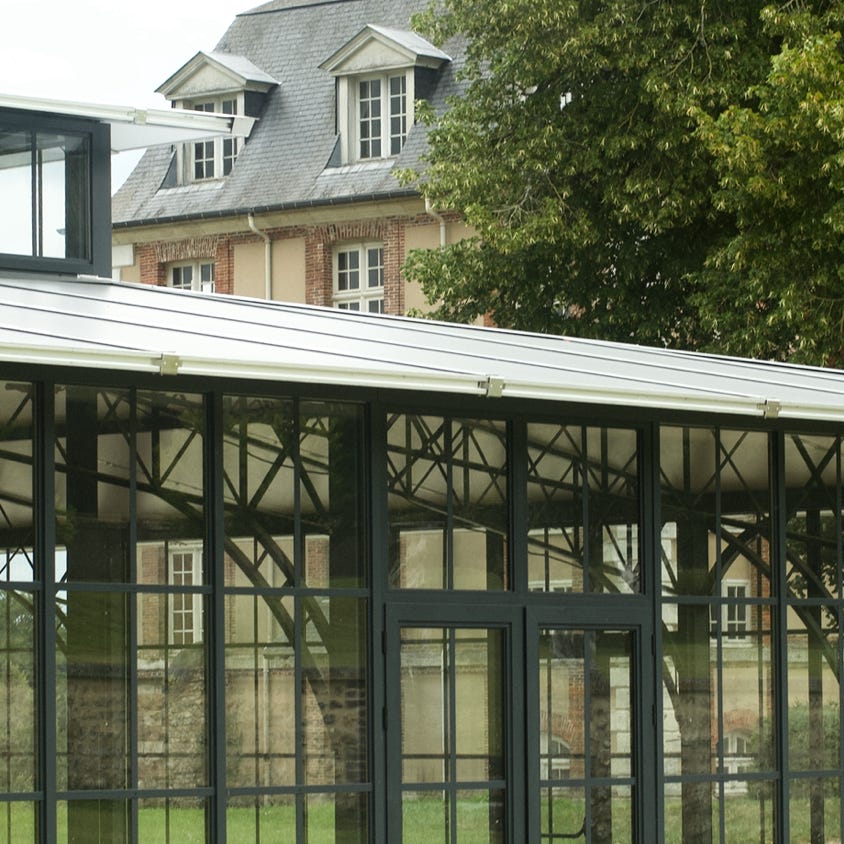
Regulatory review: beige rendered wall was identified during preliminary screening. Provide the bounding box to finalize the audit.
[233,238,307,303]
[119,261,142,284]
[403,220,474,314]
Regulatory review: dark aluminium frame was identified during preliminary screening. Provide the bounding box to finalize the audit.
[3,361,844,843]
[0,110,112,278]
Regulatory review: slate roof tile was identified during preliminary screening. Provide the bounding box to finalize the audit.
[113,0,464,226]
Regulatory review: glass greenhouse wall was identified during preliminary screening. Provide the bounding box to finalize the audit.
[1,376,843,842]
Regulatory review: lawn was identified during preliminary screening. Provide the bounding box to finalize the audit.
[0,793,841,842]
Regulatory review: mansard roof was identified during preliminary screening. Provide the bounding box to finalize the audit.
[112,0,462,228]
[3,273,844,424]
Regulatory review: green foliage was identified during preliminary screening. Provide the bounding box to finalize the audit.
[404,0,844,362]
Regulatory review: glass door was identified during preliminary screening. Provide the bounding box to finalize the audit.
[528,617,643,843]
[386,604,521,843]
[387,604,649,843]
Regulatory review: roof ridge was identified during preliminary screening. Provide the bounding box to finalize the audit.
[241,0,361,16]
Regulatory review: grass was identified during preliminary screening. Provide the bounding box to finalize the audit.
[0,793,841,841]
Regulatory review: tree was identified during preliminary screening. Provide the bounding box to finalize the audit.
[695,5,844,363]
[402,0,844,363]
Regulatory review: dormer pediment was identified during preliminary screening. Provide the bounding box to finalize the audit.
[157,51,278,101]
[319,25,450,76]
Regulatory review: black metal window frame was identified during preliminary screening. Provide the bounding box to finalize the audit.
[2,369,844,842]
[0,109,111,278]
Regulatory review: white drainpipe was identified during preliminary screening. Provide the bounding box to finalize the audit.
[247,213,272,300]
[425,197,447,248]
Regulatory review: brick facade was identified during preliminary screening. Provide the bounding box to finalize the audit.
[134,214,420,314]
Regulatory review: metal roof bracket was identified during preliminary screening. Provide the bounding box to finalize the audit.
[481,376,505,398]
[159,353,181,376]
[758,399,781,419]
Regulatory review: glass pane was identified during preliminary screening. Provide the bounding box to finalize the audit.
[788,609,840,771]
[0,131,33,256]
[388,416,508,591]
[0,590,36,793]
[724,780,775,843]
[223,396,296,589]
[58,800,128,843]
[453,420,508,591]
[789,778,839,844]
[400,626,506,789]
[306,792,368,843]
[528,425,639,593]
[456,790,504,843]
[136,593,208,789]
[785,434,842,599]
[55,387,132,583]
[300,403,366,588]
[135,391,206,579]
[137,797,207,843]
[541,786,583,839]
[722,625,774,775]
[661,427,771,597]
[603,783,633,843]
[0,801,36,843]
[57,591,129,791]
[403,792,447,844]
[662,602,716,778]
[0,381,34,582]
[0,130,88,261]
[226,592,295,788]
[538,627,634,818]
[303,597,368,786]
[228,797,296,844]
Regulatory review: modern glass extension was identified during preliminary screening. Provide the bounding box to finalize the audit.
[2,377,844,842]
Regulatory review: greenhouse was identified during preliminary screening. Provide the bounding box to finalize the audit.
[2,95,844,844]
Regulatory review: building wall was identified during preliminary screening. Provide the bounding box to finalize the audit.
[112,203,472,315]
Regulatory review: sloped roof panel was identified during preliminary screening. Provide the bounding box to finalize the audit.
[2,275,844,423]
[112,0,464,225]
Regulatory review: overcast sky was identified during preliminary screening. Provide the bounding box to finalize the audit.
[1,0,253,188]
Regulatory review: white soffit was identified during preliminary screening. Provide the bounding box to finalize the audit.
[2,276,844,423]
[0,93,252,152]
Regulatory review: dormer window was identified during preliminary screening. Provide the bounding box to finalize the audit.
[320,25,450,166]
[191,98,240,180]
[357,74,407,160]
[156,51,277,186]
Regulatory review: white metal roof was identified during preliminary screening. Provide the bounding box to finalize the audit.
[0,93,252,152]
[2,274,844,423]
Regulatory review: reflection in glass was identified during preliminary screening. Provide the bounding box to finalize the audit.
[0,801,35,842]
[538,628,634,843]
[528,425,640,594]
[222,396,369,841]
[660,426,777,843]
[788,779,839,844]
[0,131,32,256]
[137,798,207,844]
[0,129,89,261]
[228,797,295,843]
[388,415,508,590]
[785,434,842,599]
[0,382,35,802]
[400,626,506,842]
[136,593,207,790]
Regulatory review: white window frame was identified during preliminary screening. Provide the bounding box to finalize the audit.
[177,95,243,183]
[168,259,216,293]
[338,70,414,164]
[333,242,384,313]
[169,545,203,646]
[710,580,749,640]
